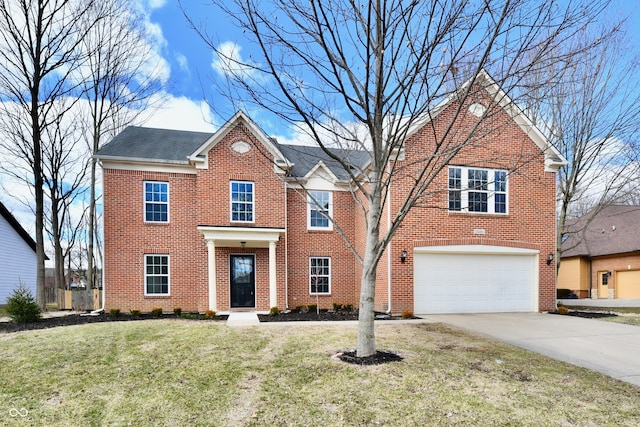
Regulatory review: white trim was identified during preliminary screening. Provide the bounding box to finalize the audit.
[307,190,333,231]
[448,166,508,215]
[143,180,170,223]
[144,254,170,296]
[198,226,284,247]
[99,159,196,175]
[309,256,331,295]
[414,245,539,255]
[230,180,255,223]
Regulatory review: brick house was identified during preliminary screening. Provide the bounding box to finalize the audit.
[96,72,564,314]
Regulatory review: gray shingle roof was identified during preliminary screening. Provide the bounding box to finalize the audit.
[562,205,640,258]
[96,126,213,164]
[275,143,370,181]
[97,126,371,181]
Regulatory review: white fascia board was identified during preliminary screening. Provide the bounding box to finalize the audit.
[197,226,285,248]
[98,159,196,175]
[414,245,540,255]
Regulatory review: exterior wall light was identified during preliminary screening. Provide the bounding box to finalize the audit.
[400,250,407,263]
[546,253,554,265]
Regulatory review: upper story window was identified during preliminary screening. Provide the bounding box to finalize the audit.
[231,181,254,222]
[448,166,508,214]
[145,254,169,295]
[308,190,332,230]
[144,181,169,222]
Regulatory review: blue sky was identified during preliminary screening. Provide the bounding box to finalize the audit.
[2,0,640,253]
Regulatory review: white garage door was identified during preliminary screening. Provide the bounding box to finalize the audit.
[414,246,539,314]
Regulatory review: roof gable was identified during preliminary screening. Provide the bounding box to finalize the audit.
[0,201,37,253]
[189,111,290,171]
[405,69,567,171]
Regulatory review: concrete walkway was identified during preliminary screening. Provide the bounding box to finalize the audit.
[558,298,640,307]
[226,312,260,327]
[422,312,640,387]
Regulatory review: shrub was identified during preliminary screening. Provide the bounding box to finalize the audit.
[173,307,182,316]
[343,304,354,312]
[333,302,343,311]
[130,309,141,317]
[269,306,280,316]
[151,307,163,317]
[6,283,41,323]
[557,305,569,315]
[401,310,414,319]
[307,304,318,313]
[204,310,216,319]
[109,308,121,317]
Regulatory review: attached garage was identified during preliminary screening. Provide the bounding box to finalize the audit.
[616,270,640,299]
[413,245,539,314]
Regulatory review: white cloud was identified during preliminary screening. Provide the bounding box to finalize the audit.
[176,53,189,73]
[212,41,262,82]
[147,0,167,9]
[136,94,218,132]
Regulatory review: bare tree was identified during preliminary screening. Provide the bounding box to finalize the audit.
[0,0,98,309]
[78,0,164,290]
[41,104,88,298]
[522,22,640,269]
[193,0,612,357]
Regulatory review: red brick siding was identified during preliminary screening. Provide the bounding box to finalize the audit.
[285,188,357,309]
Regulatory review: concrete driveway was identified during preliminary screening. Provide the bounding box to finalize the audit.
[421,312,640,387]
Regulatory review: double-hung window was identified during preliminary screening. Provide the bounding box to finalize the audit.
[310,257,331,294]
[145,254,169,295]
[308,190,332,230]
[448,166,508,214]
[144,181,169,222]
[230,181,254,222]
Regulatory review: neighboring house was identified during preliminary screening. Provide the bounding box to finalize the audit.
[558,205,640,299]
[96,72,564,314]
[0,201,37,304]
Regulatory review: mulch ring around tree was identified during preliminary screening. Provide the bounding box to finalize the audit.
[335,350,404,365]
[0,312,229,334]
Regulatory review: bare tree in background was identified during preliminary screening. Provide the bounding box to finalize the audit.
[193,0,612,357]
[522,23,640,268]
[78,0,164,291]
[0,0,98,309]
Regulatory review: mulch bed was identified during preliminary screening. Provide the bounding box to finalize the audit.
[257,310,417,322]
[336,350,404,365]
[0,312,228,334]
[550,310,618,319]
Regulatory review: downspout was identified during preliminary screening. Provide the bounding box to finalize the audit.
[284,180,289,310]
[386,160,392,314]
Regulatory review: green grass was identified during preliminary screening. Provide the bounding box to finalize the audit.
[1,320,639,426]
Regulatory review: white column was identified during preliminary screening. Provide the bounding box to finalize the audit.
[269,240,277,308]
[207,240,217,311]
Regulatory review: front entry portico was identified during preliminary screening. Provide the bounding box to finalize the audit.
[198,226,285,312]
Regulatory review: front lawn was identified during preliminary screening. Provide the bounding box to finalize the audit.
[1,320,639,426]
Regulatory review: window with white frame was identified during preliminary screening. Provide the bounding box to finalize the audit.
[310,257,331,294]
[308,190,332,230]
[145,254,169,295]
[144,181,169,222]
[230,181,254,222]
[448,166,508,214]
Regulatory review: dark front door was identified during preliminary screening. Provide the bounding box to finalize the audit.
[230,255,255,308]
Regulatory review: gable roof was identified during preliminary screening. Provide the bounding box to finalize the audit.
[0,201,37,253]
[405,69,567,170]
[562,205,640,258]
[95,126,213,164]
[96,112,369,182]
